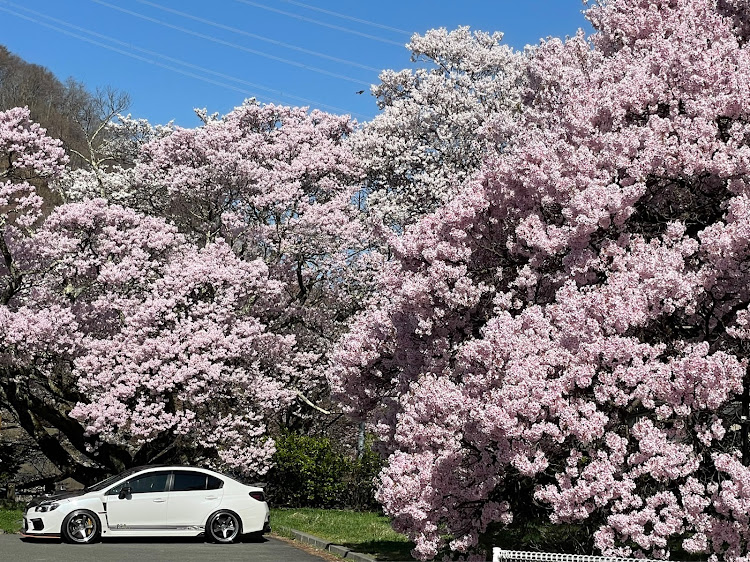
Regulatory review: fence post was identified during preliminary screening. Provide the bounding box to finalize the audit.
[7,482,15,502]
[492,547,501,562]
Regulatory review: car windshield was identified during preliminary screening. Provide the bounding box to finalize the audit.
[84,467,147,492]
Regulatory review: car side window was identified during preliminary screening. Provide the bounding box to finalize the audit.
[172,471,208,492]
[107,471,170,495]
[207,475,223,490]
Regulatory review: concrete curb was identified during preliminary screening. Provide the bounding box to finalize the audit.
[278,526,378,561]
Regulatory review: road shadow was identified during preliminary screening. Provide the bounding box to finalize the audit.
[341,539,416,561]
[19,533,269,545]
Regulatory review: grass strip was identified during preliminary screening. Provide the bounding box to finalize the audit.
[271,507,415,561]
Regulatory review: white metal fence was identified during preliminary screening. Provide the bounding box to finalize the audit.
[492,548,662,562]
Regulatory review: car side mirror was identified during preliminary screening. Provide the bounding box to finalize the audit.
[118,486,132,500]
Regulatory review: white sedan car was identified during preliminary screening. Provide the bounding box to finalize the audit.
[22,465,270,544]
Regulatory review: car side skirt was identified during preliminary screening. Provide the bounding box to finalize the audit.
[102,525,205,537]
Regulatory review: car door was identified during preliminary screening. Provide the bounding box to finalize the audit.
[105,470,170,530]
[166,470,224,527]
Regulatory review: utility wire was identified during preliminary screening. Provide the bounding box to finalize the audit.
[0,2,366,118]
[0,5,250,97]
[279,0,410,36]
[135,0,380,73]
[233,0,405,47]
[91,0,371,86]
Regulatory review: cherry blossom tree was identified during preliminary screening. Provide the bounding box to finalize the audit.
[51,204,296,475]
[66,86,130,188]
[352,27,525,230]
[54,113,174,204]
[11,201,297,479]
[0,106,106,483]
[0,106,67,317]
[134,100,377,423]
[331,0,750,559]
[0,107,299,482]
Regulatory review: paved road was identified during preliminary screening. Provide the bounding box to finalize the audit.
[0,532,328,561]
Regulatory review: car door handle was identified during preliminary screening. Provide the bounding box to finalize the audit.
[205,496,219,500]
[153,498,166,503]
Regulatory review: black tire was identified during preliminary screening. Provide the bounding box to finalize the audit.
[206,510,241,543]
[61,509,100,544]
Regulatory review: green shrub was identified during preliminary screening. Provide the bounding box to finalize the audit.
[268,432,349,508]
[267,432,382,510]
[344,437,382,511]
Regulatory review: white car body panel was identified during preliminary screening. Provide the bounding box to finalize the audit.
[165,488,223,527]
[22,466,270,541]
[106,490,169,528]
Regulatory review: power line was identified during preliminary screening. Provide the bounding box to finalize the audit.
[0,2,367,119]
[91,0,371,87]
[233,0,405,47]
[0,5,249,97]
[9,1,366,117]
[135,0,380,73]
[279,0,410,36]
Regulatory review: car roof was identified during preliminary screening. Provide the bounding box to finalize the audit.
[126,465,250,483]
[96,465,262,489]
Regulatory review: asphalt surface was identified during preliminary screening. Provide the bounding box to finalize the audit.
[0,532,329,561]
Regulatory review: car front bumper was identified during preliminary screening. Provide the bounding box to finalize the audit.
[22,509,65,537]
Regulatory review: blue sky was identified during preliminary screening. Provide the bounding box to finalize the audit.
[0,1,591,127]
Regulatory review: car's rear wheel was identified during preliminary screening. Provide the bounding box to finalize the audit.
[207,510,241,543]
[61,510,100,544]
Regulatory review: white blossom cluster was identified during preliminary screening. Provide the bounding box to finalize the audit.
[353,27,526,230]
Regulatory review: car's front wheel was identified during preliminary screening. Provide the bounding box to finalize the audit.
[61,510,100,544]
[206,510,241,543]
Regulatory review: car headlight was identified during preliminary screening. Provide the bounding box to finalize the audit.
[34,502,60,513]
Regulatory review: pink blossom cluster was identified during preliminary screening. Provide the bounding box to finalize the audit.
[331,0,750,559]
[134,100,375,401]
[54,206,296,474]
[0,107,67,231]
[0,105,68,315]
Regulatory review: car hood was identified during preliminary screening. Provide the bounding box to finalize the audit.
[27,489,88,508]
